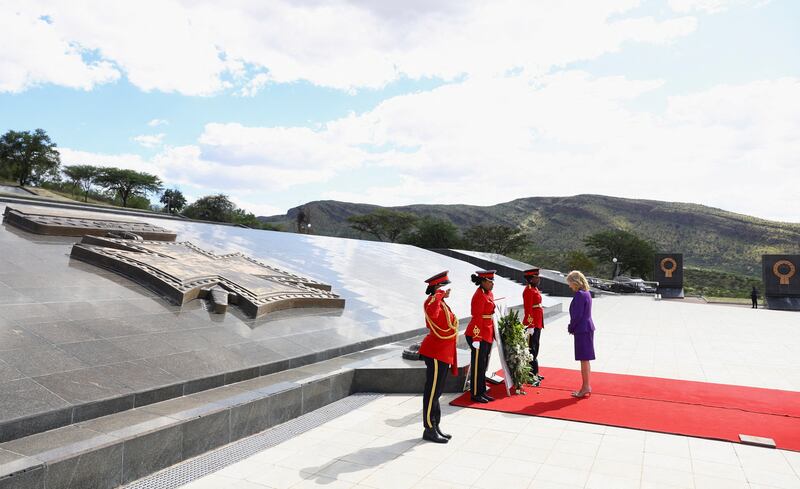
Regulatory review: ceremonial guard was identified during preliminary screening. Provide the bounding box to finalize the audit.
[419,271,459,443]
[523,268,544,386]
[466,270,496,403]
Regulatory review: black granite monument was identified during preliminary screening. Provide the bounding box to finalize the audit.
[3,205,177,240]
[432,248,576,296]
[654,253,684,298]
[762,254,800,311]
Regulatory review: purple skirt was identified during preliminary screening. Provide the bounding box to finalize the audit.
[573,331,595,361]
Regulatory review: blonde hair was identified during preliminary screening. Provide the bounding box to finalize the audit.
[566,270,590,291]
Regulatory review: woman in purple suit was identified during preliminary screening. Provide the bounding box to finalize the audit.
[566,270,595,398]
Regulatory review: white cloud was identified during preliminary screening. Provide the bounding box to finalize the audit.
[59,75,800,222]
[280,74,800,222]
[5,0,697,95]
[132,133,165,148]
[668,0,769,13]
[59,148,162,176]
[238,73,271,97]
[197,122,371,171]
[151,144,336,192]
[12,1,792,223]
[208,1,696,92]
[0,4,119,93]
[2,0,230,96]
[228,195,282,217]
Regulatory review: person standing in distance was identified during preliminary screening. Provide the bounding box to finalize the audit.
[466,270,496,403]
[566,270,595,398]
[751,286,759,309]
[523,268,544,386]
[419,271,459,444]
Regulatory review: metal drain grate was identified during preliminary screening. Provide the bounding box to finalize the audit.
[124,393,383,489]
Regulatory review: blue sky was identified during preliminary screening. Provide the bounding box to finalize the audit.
[1,0,798,221]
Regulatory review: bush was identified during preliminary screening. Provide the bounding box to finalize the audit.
[122,195,152,210]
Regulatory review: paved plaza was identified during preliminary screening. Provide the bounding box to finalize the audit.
[161,297,800,489]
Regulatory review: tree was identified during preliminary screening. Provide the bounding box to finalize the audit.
[347,209,419,242]
[0,129,61,186]
[584,229,656,279]
[566,250,596,273]
[62,164,100,202]
[94,168,163,207]
[523,247,570,273]
[182,194,281,230]
[230,208,281,230]
[181,192,280,231]
[160,188,187,214]
[464,224,528,255]
[182,194,237,222]
[403,217,462,249]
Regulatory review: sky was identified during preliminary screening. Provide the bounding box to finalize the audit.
[1,0,798,221]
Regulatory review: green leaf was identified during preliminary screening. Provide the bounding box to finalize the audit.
[497,310,534,389]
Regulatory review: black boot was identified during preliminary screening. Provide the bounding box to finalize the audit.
[435,424,452,440]
[423,427,448,443]
[482,393,495,402]
[470,395,489,403]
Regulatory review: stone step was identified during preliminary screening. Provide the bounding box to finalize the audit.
[0,303,563,488]
[0,342,468,489]
[0,327,431,446]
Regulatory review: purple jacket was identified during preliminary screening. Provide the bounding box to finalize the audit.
[568,290,595,334]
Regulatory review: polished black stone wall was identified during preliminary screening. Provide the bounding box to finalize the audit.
[431,249,575,297]
[762,255,800,297]
[654,253,683,289]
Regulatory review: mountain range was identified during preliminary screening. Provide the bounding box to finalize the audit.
[260,194,800,277]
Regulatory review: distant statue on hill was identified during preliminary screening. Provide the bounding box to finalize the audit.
[296,207,311,234]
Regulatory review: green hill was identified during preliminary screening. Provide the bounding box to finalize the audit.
[684,267,763,299]
[260,194,800,277]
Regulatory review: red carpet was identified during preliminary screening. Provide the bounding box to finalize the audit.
[450,367,800,451]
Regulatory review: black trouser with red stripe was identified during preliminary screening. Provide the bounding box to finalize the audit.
[422,355,449,429]
[466,336,491,398]
[528,328,542,375]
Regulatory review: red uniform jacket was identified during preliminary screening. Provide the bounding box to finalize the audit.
[523,284,544,329]
[466,287,494,343]
[418,290,459,374]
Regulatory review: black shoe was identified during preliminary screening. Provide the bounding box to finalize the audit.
[470,395,489,403]
[423,427,448,443]
[482,394,495,402]
[435,425,452,440]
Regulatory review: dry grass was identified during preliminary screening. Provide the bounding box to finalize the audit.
[704,296,757,305]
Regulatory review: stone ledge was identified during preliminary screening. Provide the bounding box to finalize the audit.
[765,296,800,311]
[0,327,429,445]
[0,341,463,489]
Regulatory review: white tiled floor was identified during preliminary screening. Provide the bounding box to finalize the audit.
[177,297,800,489]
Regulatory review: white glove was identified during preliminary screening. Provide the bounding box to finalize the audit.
[525,328,533,337]
[471,341,480,349]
